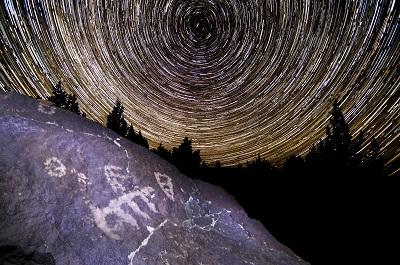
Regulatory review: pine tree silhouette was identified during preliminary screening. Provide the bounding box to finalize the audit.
[305,144,318,166]
[172,137,201,175]
[48,81,85,116]
[246,153,273,176]
[67,94,83,116]
[350,130,365,167]
[363,138,384,174]
[326,100,352,164]
[302,100,385,176]
[126,124,149,149]
[283,155,305,175]
[155,143,172,162]
[137,130,149,149]
[106,99,128,137]
[48,81,68,108]
[126,124,138,142]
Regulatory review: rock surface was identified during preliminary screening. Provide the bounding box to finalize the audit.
[0,91,309,265]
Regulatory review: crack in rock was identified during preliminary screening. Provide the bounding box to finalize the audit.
[128,219,168,265]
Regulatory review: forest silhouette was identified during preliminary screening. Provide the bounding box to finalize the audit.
[43,81,395,265]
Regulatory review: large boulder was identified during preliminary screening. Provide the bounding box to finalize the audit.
[0,91,308,265]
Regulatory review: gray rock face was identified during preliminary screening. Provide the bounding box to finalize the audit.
[0,91,308,265]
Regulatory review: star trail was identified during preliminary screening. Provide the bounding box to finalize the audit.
[0,0,399,174]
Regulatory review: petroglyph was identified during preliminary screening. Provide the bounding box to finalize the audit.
[89,186,159,240]
[45,121,58,126]
[37,104,56,115]
[113,139,122,148]
[104,165,129,194]
[125,150,130,174]
[42,155,166,243]
[128,219,168,264]
[44,157,66,178]
[77,172,88,185]
[7,107,24,113]
[102,132,113,141]
[154,172,175,201]
[70,168,90,192]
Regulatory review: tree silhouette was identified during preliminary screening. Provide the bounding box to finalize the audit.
[67,94,83,116]
[245,153,274,177]
[126,124,138,143]
[362,138,384,174]
[283,155,305,175]
[154,143,172,162]
[350,130,365,167]
[300,100,385,176]
[106,99,128,137]
[172,137,201,175]
[48,81,67,108]
[126,124,149,149]
[305,144,319,167]
[48,81,85,116]
[325,100,353,166]
[137,130,149,149]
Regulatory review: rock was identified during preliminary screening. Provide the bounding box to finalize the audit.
[0,91,309,265]
[0,245,55,265]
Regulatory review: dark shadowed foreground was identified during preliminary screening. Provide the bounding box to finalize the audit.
[0,91,308,265]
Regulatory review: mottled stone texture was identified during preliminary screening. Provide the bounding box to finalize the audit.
[0,91,309,265]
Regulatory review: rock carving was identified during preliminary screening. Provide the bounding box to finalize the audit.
[154,172,175,201]
[89,186,159,240]
[44,157,66,178]
[104,164,129,194]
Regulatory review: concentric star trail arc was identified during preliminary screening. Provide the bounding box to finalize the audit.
[0,0,399,174]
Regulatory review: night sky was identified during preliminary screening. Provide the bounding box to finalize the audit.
[0,0,399,174]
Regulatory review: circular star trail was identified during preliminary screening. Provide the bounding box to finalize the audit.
[0,0,399,174]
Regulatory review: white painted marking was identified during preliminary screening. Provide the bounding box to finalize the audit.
[77,172,88,185]
[44,157,66,177]
[102,133,113,140]
[154,172,175,201]
[104,165,128,193]
[89,186,159,241]
[113,139,122,148]
[45,121,58,126]
[124,150,131,173]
